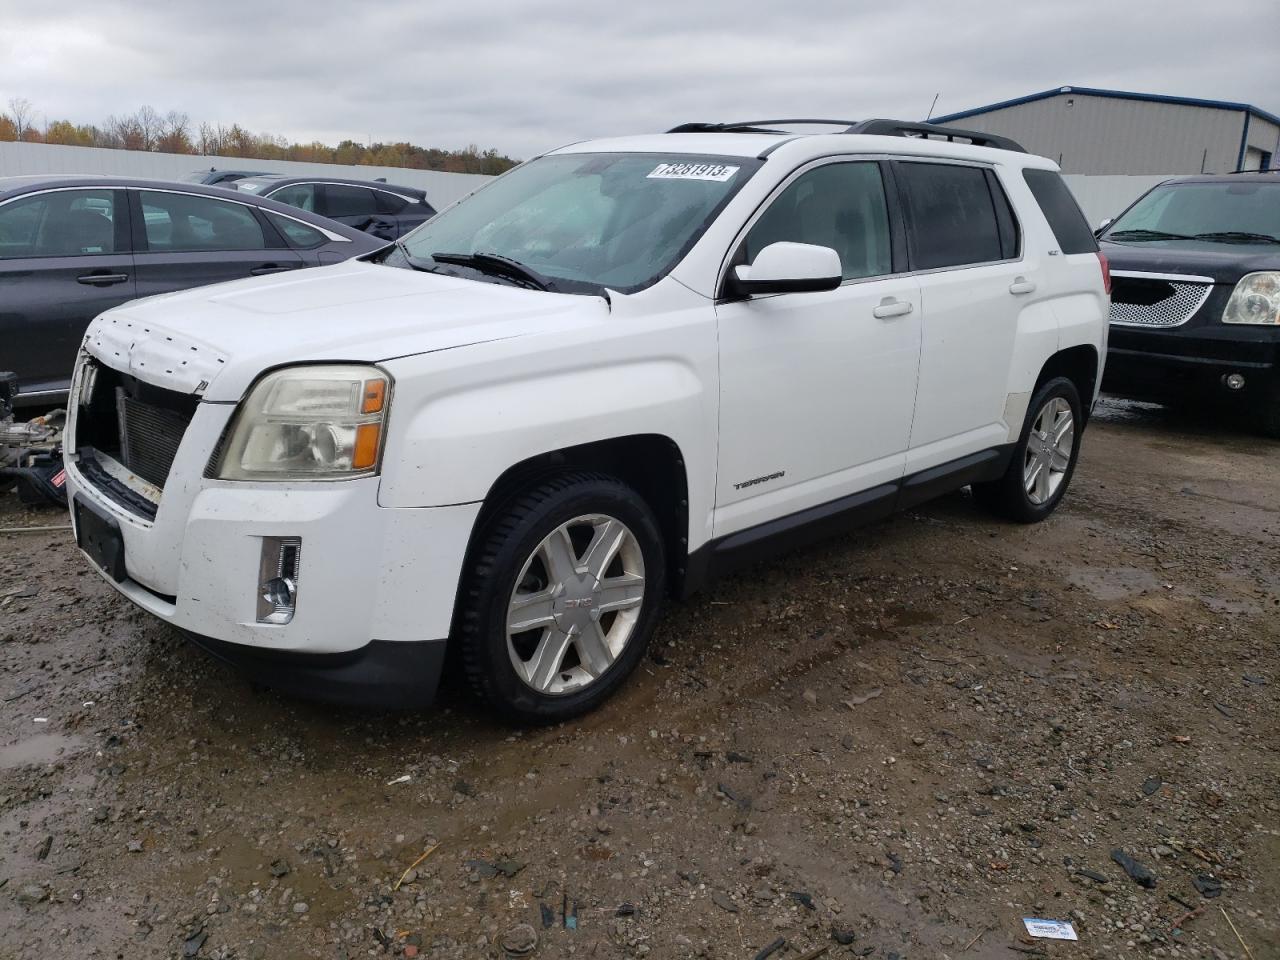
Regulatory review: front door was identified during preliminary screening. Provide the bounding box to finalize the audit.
[0,187,135,399]
[715,159,921,537]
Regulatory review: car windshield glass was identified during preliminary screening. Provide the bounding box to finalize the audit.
[397,152,760,294]
[1102,181,1280,249]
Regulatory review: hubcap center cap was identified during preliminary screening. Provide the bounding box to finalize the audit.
[553,574,600,631]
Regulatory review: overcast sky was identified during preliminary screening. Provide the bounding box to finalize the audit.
[2,0,1277,159]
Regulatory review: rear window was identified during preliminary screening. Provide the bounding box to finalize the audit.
[375,191,409,214]
[896,161,1005,269]
[1022,169,1098,254]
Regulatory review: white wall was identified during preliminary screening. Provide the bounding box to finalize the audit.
[1062,173,1173,226]
[0,141,493,208]
[0,140,1175,243]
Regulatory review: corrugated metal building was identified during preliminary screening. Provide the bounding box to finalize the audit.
[932,86,1279,175]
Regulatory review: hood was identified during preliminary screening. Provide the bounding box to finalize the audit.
[83,260,608,401]
[1101,240,1280,284]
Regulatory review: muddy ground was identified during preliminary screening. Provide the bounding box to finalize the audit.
[1,398,1277,960]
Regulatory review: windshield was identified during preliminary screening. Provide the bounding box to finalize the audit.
[396,152,760,294]
[1102,180,1280,250]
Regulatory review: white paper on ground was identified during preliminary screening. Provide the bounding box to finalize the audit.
[1023,918,1079,941]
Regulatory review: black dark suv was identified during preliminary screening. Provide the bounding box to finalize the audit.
[1098,172,1280,435]
[232,175,436,240]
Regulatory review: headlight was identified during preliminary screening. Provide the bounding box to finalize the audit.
[215,364,389,480]
[1222,272,1280,325]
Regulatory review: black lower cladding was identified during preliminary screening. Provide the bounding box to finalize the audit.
[681,445,1014,596]
[181,632,448,709]
[73,495,127,582]
[1103,326,1280,403]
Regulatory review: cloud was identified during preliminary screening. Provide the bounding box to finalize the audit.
[1,0,1275,158]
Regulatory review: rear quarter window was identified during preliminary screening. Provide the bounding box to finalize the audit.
[1022,169,1098,254]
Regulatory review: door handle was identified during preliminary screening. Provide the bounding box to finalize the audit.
[872,298,914,319]
[250,263,297,276]
[1009,277,1037,295]
[77,273,129,286]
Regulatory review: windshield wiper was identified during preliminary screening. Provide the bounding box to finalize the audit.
[1105,228,1194,241]
[1191,231,1280,245]
[429,251,558,292]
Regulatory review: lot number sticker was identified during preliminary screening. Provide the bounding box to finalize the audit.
[648,162,739,182]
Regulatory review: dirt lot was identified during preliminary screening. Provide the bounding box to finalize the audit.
[1,399,1277,960]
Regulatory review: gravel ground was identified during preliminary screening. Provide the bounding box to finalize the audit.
[1,398,1277,960]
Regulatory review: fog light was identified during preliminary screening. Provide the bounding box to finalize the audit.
[1224,373,1246,391]
[257,536,301,624]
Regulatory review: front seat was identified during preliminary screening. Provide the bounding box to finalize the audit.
[38,210,114,256]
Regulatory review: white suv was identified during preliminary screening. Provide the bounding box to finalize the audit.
[63,119,1110,721]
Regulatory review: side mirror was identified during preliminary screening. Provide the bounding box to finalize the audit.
[1094,217,1112,238]
[728,242,842,297]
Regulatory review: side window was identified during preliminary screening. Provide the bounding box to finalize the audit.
[139,191,267,252]
[322,184,378,218]
[743,161,892,281]
[265,211,327,249]
[986,171,1021,260]
[897,162,1004,269]
[0,190,118,259]
[1022,169,1098,254]
[374,191,409,215]
[269,183,317,212]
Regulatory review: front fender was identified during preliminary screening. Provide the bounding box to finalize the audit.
[375,299,719,551]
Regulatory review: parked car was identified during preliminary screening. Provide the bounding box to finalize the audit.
[1097,172,1280,435]
[185,168,276,186]
[232,175,436,239]
[63,119,1108,721]
[0,175,385,406]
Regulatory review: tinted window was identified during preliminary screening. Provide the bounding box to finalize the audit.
[897,162,1003,269]
[0,190,118,259]
[268,183,316,211]
[323,184,378,218]
[1022,169,1097,254]
[265,211,327,249]
[375,191,409,214]
[987,171,1021,260]
[139,191,266,252]
[744,161,892,280]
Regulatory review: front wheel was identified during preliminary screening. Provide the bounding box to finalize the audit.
[973,376,1083,523]
[456,472,666,723]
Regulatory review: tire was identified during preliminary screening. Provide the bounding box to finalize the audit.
[973,376,1083,523]
[456,471,666,723]
[1254,381,1280,439]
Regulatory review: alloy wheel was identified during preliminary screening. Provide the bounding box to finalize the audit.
[505,514,646,695]
[1023,396,1075,505]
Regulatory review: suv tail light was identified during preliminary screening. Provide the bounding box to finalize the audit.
[1097,251,1111,295]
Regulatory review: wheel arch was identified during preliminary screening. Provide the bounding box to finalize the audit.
[457,434,691,604]
[1036,344,1100,423]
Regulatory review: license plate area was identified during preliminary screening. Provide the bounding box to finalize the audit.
[74,495,127,582]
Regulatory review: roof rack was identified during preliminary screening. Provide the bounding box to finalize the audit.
[665,117,1026,153]
[666,119,860,134]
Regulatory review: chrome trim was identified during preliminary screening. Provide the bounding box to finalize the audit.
[1108,271,1214,329]
[260,181,421,205]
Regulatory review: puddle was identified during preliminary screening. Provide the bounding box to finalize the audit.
[0,732,86,769]
[1067,566,1162,601]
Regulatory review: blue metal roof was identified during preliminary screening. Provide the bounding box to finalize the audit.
[931,86,1280,128]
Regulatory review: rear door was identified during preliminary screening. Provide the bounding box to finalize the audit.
[893,160,1035,468]
[130,189,305,298]
[0,187,135,399]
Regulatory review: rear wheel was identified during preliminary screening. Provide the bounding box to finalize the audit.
[973,376,1083,523]
[457,472,666,723]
